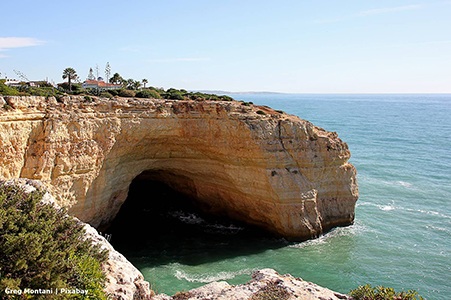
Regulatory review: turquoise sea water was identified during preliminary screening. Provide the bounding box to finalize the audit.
[108,94,451,299]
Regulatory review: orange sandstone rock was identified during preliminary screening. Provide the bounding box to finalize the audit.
[0,96,358,241]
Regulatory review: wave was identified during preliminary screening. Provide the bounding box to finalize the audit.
[397,181,412,187]
[357,201,451,219]
[358,176,414,189]
[204,224,244,234]
[409,209,451,220]
[167,211,205,225]
[380,204,395,211]
[357,201,396,211]
[173,267,253,283]
[167,210,244,234]
[289,221,367,249]
[426,225,451,235]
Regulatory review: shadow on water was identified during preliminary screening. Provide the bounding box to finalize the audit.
[105,177,288,268]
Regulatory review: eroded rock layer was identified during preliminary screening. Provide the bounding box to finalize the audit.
[0,95,358,240]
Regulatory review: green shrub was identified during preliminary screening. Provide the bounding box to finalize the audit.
[108,89,121,96]
[0,83,65,98]
[219,95,234,101]
[119,89,136,97]
[136,89,162,99]
[100,92,113,98]
[84,95,93,102]
[256,110,267,115]
[0,82,20,96]
[350,285,423,300]
[276,110,284,114]
[0,183,109,299]
[241,102,251,106]
[166,88,184,100]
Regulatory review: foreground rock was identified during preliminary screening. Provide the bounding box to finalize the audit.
[0,179,153,300]
[0,95,358,240]
[152,269,351,300]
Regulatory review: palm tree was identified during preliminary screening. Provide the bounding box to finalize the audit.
[126,78,135,90]
[62,68,78,92]
[142,78,148,89]
[110,73,122,85]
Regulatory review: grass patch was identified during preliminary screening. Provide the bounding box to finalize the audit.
[251,282,290,300]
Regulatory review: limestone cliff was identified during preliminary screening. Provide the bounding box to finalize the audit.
[0,95,358,240]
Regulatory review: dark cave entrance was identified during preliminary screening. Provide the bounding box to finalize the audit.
[105,170,287,268]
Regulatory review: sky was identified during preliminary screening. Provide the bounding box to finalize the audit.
[1,0,451,93]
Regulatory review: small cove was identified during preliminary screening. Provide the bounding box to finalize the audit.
[107,94,451,299]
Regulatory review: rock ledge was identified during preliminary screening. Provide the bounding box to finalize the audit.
[152,269,351,300]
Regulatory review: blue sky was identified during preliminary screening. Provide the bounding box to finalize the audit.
[1,0,450,93]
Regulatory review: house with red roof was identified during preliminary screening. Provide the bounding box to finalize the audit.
[82,77,122,90]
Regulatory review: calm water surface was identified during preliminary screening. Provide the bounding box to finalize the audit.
[108,94,451,299]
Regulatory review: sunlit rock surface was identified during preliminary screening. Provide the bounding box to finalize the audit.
[152,269,351,300]
[0,95,358,240]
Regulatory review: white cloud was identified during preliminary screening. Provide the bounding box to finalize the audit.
[356,5,422,17]
[0,37,45,50]
[145,57,211,63]
[0,37,45,58]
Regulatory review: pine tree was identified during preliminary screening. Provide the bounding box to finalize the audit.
[105,62,111,84]
[87,68,95,81]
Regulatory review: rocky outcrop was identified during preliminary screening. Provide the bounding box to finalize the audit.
[0,95,358,240]
[152,269,351,300]
[83,222,153,299]
[0,179,153,300]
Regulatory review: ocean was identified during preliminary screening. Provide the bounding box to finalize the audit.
[106,94,451,299]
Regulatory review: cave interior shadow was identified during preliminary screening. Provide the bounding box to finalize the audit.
[105,171,290,268]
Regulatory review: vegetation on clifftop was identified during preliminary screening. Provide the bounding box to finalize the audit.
[350,285,424,300]
[0,79,233,102]
[0,183,109,299]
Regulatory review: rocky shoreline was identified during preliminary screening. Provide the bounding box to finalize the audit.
[153,269,351,300]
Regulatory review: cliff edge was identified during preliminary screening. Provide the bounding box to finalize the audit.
[0,95,358,240]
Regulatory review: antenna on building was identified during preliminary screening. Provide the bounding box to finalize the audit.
[13,70,29,82]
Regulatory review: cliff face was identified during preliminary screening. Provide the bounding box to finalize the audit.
[0,95,358,240]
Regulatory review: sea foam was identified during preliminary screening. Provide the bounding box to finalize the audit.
[173,267,253,283]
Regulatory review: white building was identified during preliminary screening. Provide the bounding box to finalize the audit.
[4,79,21,87]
